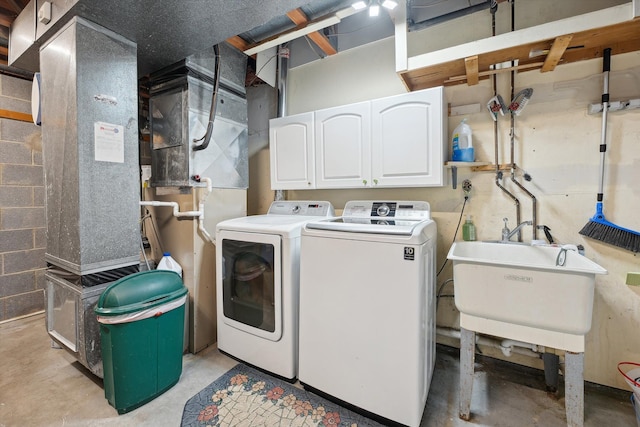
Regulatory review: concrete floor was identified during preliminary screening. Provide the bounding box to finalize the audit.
[0,313,636,427]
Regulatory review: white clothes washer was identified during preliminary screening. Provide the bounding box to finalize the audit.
[215,201,334,381]
[298,200,437,427]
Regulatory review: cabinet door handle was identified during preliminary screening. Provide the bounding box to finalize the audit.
[373,179,379,185]
[362,179,367,185]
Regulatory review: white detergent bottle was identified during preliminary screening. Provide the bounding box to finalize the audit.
[157,252,183,278]
[451,118,474,162]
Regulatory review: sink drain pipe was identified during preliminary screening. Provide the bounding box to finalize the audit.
[437,325,561,391]
[139,176,215,245]
[436,326,542,358]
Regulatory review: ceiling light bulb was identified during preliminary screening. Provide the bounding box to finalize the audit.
[369,4,380,16]
[352,1,367,10]
[381,0,398,9]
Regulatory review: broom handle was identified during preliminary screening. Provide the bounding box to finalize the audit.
[598,48,611,202]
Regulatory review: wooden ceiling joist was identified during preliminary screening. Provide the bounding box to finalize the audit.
[5,0,25,14]
[286,9,308,26]
[307,31,337,55]
[226,36,251,53]
[286,8,337,56]
[0,14,12,27]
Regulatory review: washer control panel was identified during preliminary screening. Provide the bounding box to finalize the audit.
[268,201,335,217]
[343,200,431,221]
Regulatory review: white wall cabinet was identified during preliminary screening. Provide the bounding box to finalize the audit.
[269,87,445,190]
[314,101,371,188]
[269,112,314,190]
[371,88,445,187]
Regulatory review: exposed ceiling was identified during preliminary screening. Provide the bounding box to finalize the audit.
[0,0,491,79]
[0,0,29,66]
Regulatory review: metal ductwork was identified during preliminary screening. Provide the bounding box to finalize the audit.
[40,17,140,275]
[39,17,141,377]
[9,0,338,76]
[277,46,290,118]
[148,42,249,189]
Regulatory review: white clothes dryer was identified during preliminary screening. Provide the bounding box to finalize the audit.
[215,201,334,381]
[298,200,437,427]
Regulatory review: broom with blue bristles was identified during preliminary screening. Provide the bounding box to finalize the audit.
[579,48,640,253]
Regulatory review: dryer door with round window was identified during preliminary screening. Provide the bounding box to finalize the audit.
[217,231,282,341]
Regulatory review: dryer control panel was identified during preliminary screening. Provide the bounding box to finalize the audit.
[268,201,335,217]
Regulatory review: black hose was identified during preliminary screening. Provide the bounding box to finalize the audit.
[436,196,468,278]
[193,44,221,151]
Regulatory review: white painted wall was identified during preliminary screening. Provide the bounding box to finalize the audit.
[276,1,640,390]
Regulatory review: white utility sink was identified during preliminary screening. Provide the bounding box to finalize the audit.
[447,241,607,352]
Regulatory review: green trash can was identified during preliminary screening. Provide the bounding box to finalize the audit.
[95,270,188,414]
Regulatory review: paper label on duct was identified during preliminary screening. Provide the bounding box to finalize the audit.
[94,121,124,163]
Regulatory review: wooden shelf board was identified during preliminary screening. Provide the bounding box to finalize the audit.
[400,17,640,91]
[471,163,512,172]
[445,161,490,168]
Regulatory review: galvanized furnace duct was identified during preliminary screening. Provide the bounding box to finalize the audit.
[148,42,249,189]
[40,17,141,378]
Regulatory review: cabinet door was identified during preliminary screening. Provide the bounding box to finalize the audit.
[371,87,445,187]
[269,112,315,190]
[315,102,371,188]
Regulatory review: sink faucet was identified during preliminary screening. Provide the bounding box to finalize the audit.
[502,218,533,242]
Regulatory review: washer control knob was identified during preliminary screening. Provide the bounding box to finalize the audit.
[376,204,390,217]
[292,205,301,214]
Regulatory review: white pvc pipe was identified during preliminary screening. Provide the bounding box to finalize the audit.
[436,326,542,358]
[139,201,202,218]
[500,339,543,356]
[139,178,215,246]
[197,177,215,245]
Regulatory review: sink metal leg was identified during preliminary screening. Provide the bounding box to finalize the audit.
[459,327,475,421]
[565,351,584,427]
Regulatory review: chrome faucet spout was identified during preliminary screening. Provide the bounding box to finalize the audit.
[503,220,533,241]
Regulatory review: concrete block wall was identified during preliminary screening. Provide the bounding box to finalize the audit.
[0,74,45,322]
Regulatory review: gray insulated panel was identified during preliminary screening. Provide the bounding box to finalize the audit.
[150,43,248,189]
[39,17,140,275]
